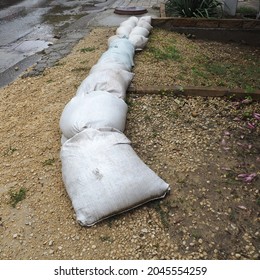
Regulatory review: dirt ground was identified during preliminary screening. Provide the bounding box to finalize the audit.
[0,27,259,260]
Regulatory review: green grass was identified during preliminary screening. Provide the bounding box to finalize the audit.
[71,67,88,72]
[42,158,55,166]
[80,47,96,53]
[148,45,182,61]
[4,146,17,156]
[237,6,257,16]
[149,200,170,229]
[10,188,26,208]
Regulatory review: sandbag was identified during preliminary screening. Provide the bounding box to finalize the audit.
[116,26,132,37]
[130,26,150,37]
[89,62,129,74]
[120,18,137,29]
[139,15,152,24]
[60,127,170,226]
[108,38,135,58]
[128,34,149,50]
[108,35,127,46]
[59,91,128,139]
[61,134,68,145]
[97,49,133,71]
[137,20,153,32]
[76,69,134,99]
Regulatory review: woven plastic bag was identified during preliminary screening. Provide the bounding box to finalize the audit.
[60,127,170,226]
[76,69,134,99]
[60,91,128,139]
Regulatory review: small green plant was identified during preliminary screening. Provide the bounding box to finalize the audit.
[4,146,17,156]
[237,6,257,17]
[80,47,96,53]
[191,66,208,79]
[149,45,181,61]
[99,235,113,242]
[149,200,170,229]
[205,62,227,76]
[43,158,55,166]
[245,86,256,94]
[10,188,26,208]
[165,0,222,18]
[71,67,88,72]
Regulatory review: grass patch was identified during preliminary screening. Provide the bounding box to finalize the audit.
[149,200,170,229]
[80,47,96,53]
[237,6,257,16]
[148,45,182,61]
[4,146,17,156]
[99,235,113,243]
[10,188,26,208]
[71,67,88,72]
[42,158,55,166]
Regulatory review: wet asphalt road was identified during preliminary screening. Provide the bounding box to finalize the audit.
[0,0,113,87]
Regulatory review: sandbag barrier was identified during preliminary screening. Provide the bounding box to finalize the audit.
[60,16,170,226]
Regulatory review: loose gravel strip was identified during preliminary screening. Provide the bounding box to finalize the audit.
[0,27,259,260]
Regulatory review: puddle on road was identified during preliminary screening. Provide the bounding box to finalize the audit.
[0,0,97,76]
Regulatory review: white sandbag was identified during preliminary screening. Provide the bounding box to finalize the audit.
[130,26,150,38]
[60,127,170,226]
[89,62,129,74]
[128,16,139,24]
[59,91,128,139]
[61,134,68,145]
[120,19,137,29]
[128,34,149,50]
[137,20,153,32]
[109,38,135,58]
[108,35,126,45]
[116,26,132,37]
[139,15,152,24]
[76,69,134,99]
[97,49,133,71]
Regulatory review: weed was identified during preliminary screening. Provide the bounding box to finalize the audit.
[43,158,55,166]
[149,200,169,229]
[71,67,88,72]
[229,208,237,222]
[191,66,207,79]
[237,6,257,16]
[205,62,227,76]
[144,114,151,122]
[10,188,26,208]
[4,146,17,156]
[257,196,260,206]
[54,62,65,67]
[148,45,181,61]
[167,110,179,119]
[244,86,256,94]
[80,47,96,53]
[242,110,253,120]
[191,230,203,239]
[99,235,113,243]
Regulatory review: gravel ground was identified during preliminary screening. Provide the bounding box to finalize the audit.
[0,27,259,260]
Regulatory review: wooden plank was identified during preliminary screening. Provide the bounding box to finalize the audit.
[152,18,260,30]
[127,86,260,100]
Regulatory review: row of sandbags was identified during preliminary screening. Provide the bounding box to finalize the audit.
[60,16,170,226]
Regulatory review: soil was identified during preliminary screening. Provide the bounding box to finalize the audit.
[0,27,259,260]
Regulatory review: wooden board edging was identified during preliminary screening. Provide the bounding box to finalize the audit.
[127,86,260,100]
